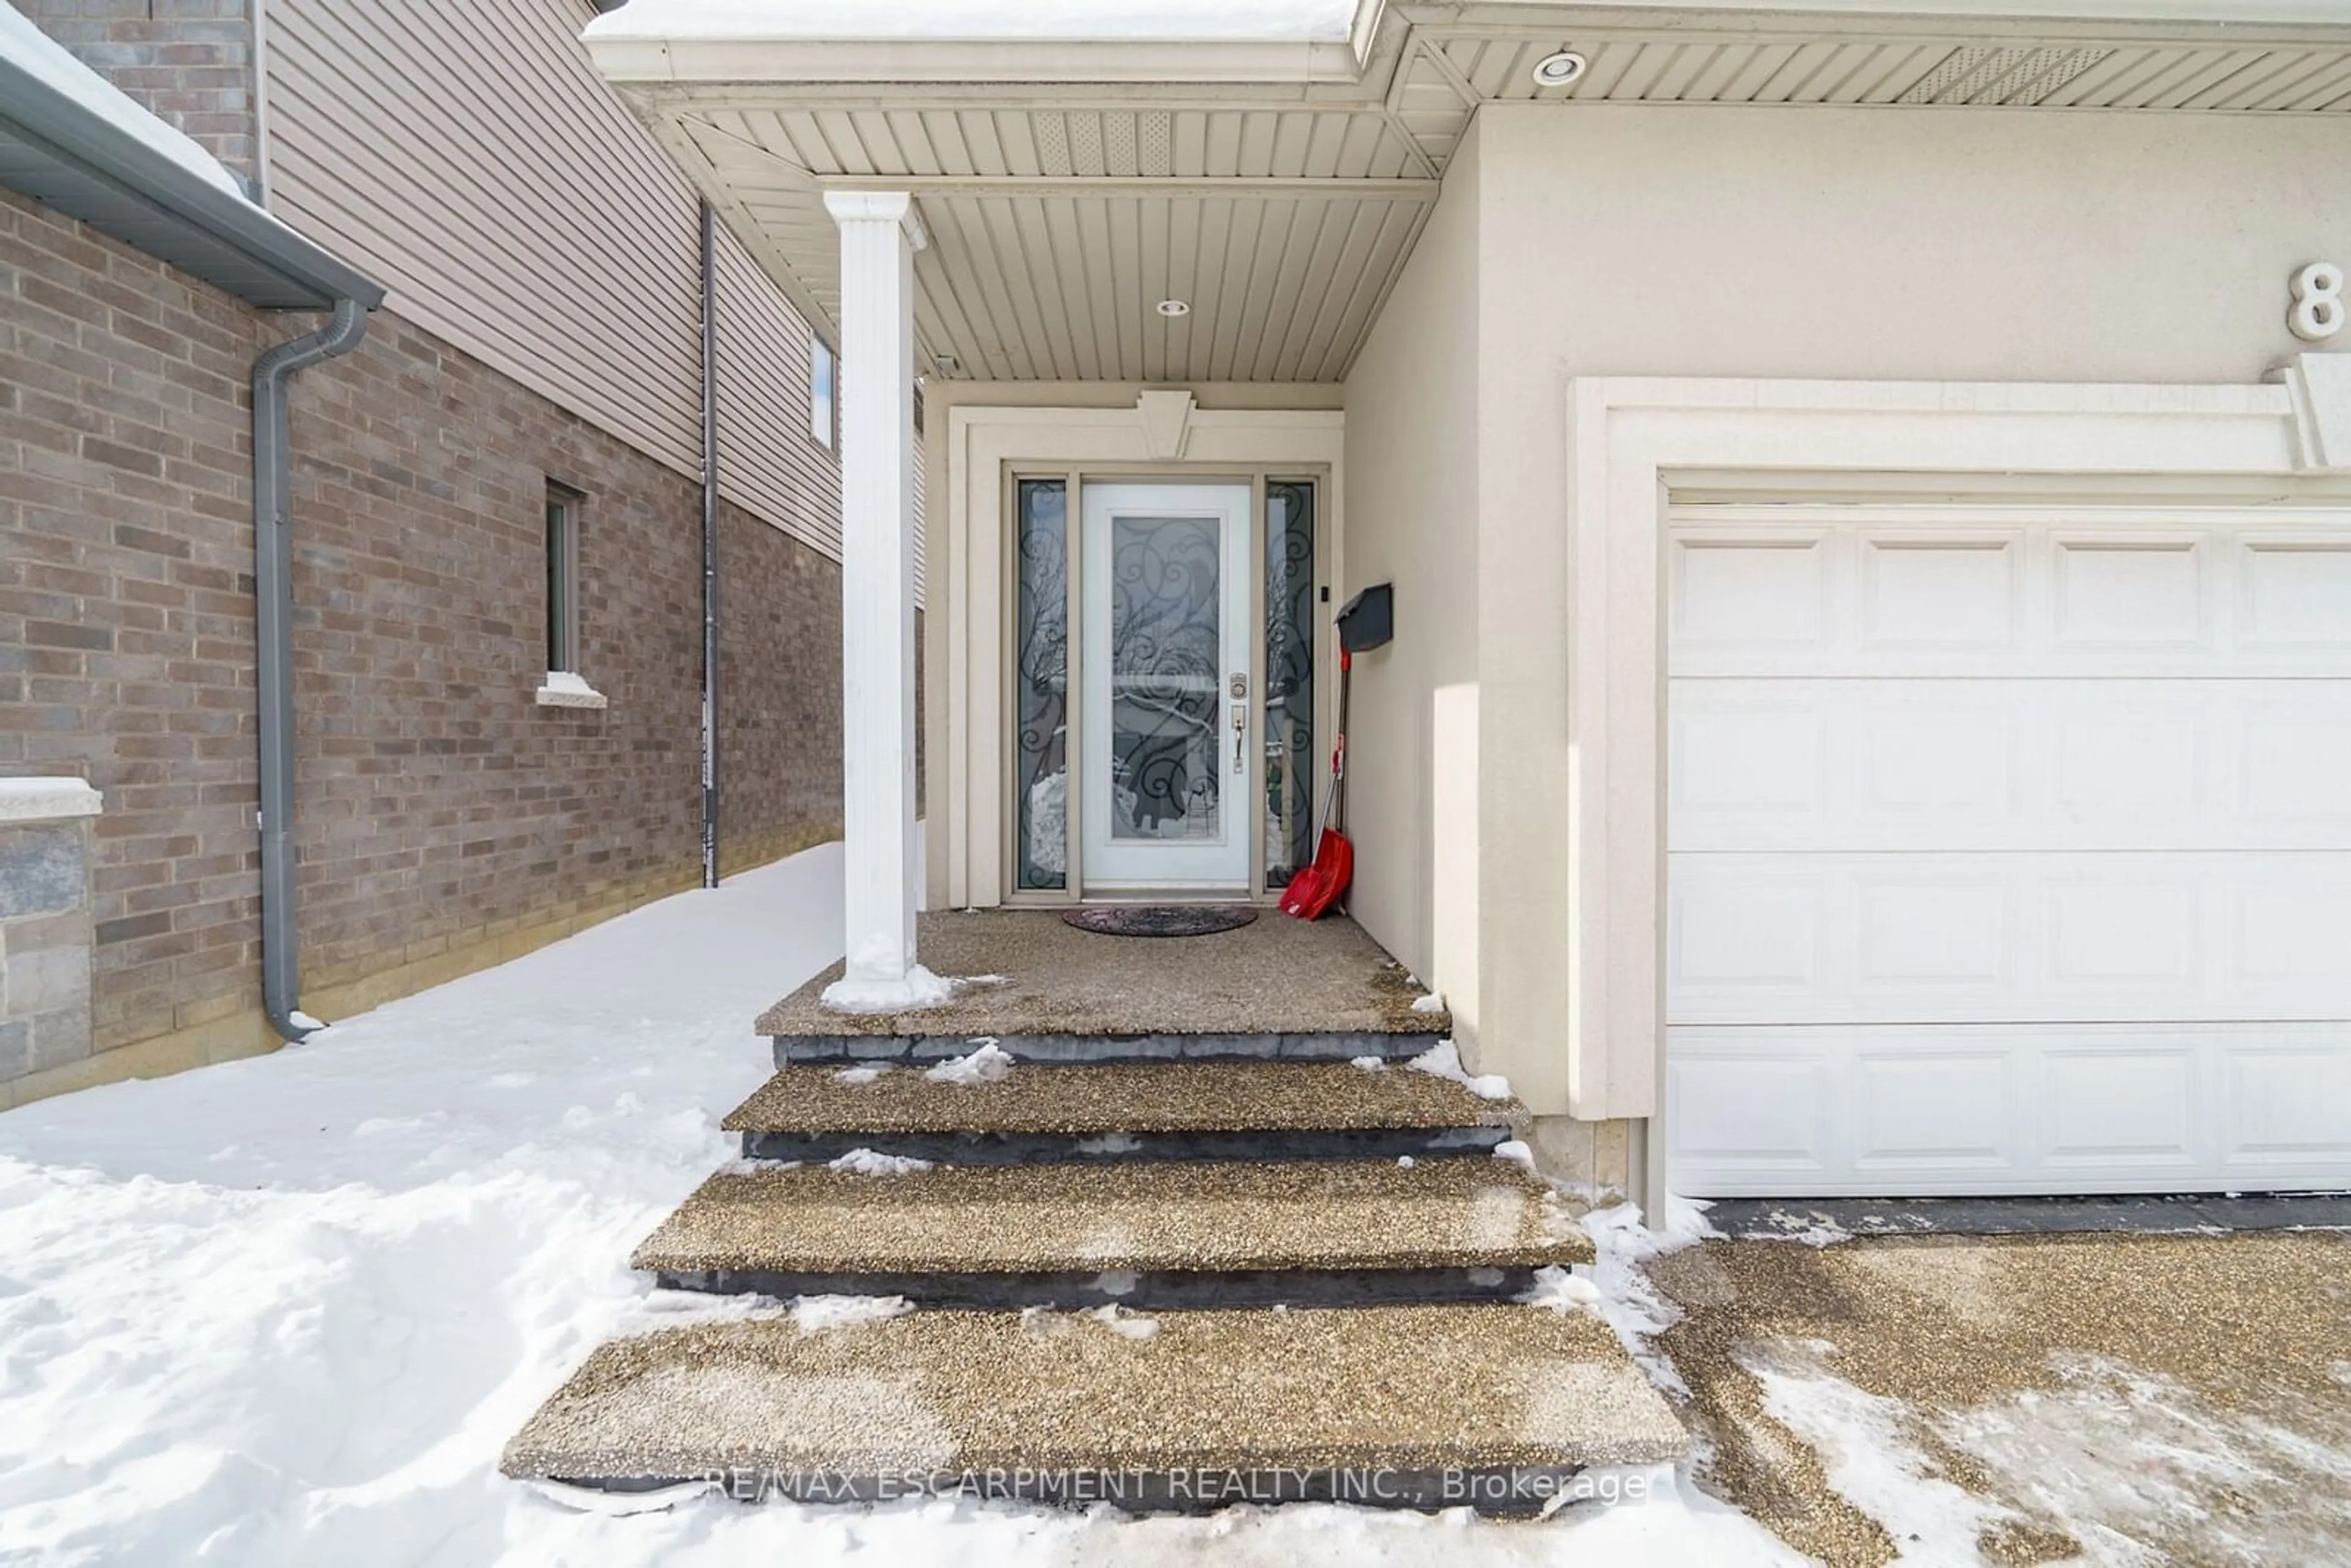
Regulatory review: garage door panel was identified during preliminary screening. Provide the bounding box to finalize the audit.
[2054,701,2207,824]
[2222,1046,2351,1166]
[1667,1049,1835,1184]
[2040,1046,2202,1170]
[1671,513,2351,680]
[1670,503,2351,1197]
[1859,706,2014,814]
[1861,536,2019,647]
[1851,1051,2014,1173]
[1673,855,2351,1026]
[1853,874,2011,991]
[2050,536,2209,647]
[1671,1022,2351,1195]
[2240,708,2351,823]
[1672,534,1830,648]
[1673,703,1828,814]
[2232,875,2351,989]
[2241,541,2351,647]
[2045,876,2201,992]
[1669,871,1827,998]
[1673,681,2351,851]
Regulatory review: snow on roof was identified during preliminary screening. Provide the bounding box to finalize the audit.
[583,0,1358,43]
[0,1,248,200]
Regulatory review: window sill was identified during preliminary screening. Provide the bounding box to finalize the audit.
[534,672,607,710]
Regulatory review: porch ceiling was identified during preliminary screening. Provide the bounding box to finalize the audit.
[588,1,2351,384]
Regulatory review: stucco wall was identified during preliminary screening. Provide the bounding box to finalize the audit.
[1468,102,2351,1114]
[1338,119,1484,1048]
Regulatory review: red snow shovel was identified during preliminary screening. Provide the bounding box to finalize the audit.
[1280,647,1353,919]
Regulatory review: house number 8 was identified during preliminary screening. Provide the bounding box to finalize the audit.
[2292,261,2345,342]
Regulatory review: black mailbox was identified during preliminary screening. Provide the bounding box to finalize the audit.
[1336,583,1393,654]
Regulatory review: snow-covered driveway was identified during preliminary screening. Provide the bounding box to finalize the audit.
[0,844,1786,1567]
[1642,1225,2351,1566]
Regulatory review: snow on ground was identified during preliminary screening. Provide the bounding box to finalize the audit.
[1577,1199,1722,1404]
[1748,1351,2010,1567]
[0,842,1798,1566]
[1749,1334,2351,1566]
[1934,1352,2351,1564]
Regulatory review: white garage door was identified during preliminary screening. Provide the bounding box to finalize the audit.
[1667,500,2351,1196]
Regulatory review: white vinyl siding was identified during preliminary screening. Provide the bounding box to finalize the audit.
[263,0,846,560]
[1667,501,2351,1198]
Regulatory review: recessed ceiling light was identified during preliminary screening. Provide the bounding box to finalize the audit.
[1531,50,1588,88]
[1157,299,1191,318]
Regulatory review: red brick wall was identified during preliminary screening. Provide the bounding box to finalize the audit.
[1,189,847,1066]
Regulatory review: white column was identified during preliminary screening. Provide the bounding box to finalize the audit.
[820,192,943,1011]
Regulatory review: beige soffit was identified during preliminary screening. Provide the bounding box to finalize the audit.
[587,1,2351,384]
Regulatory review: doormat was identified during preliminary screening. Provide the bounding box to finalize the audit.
[1060,906,1259,938]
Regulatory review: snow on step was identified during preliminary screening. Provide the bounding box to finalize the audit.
[633,1157,1592,1283]
[500,1304,1686,1511]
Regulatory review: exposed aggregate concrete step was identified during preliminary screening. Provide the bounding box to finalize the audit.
[636,1155,1590,1308]
[501,1302,1687,1513]
[725,1060,1517,1164]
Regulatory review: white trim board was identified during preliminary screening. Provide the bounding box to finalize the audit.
[1547,363,2351,1212]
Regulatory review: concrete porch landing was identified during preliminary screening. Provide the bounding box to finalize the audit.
[757,912,1449,1062]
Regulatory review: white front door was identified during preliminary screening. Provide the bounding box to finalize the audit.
[1080,482,1254,891]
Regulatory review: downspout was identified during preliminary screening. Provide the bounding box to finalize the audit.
[253,297,368,1043]
[699,200,721,888]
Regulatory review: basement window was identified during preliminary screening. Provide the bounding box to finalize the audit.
[535,481,606,710]
[811,334,836,448]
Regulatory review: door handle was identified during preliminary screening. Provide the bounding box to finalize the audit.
[1231,704,1246,773]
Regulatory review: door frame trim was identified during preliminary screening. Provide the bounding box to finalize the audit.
[938,396,1343,913]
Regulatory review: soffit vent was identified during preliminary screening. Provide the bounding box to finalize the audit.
[1899,45,2113,106]
[1037,113,1073,177]
[1068,113,1104,176]
[1140,110,1173,177]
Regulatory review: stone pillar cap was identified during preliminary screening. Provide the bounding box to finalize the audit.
[0,778,103,822]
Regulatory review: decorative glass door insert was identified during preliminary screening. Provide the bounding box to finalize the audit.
[1080,482,1253,890]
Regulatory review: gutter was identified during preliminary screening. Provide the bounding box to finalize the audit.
[253,299,371,1043]
[2,21,385,1046]
[0,48,380,310]
[699,201,722,889]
